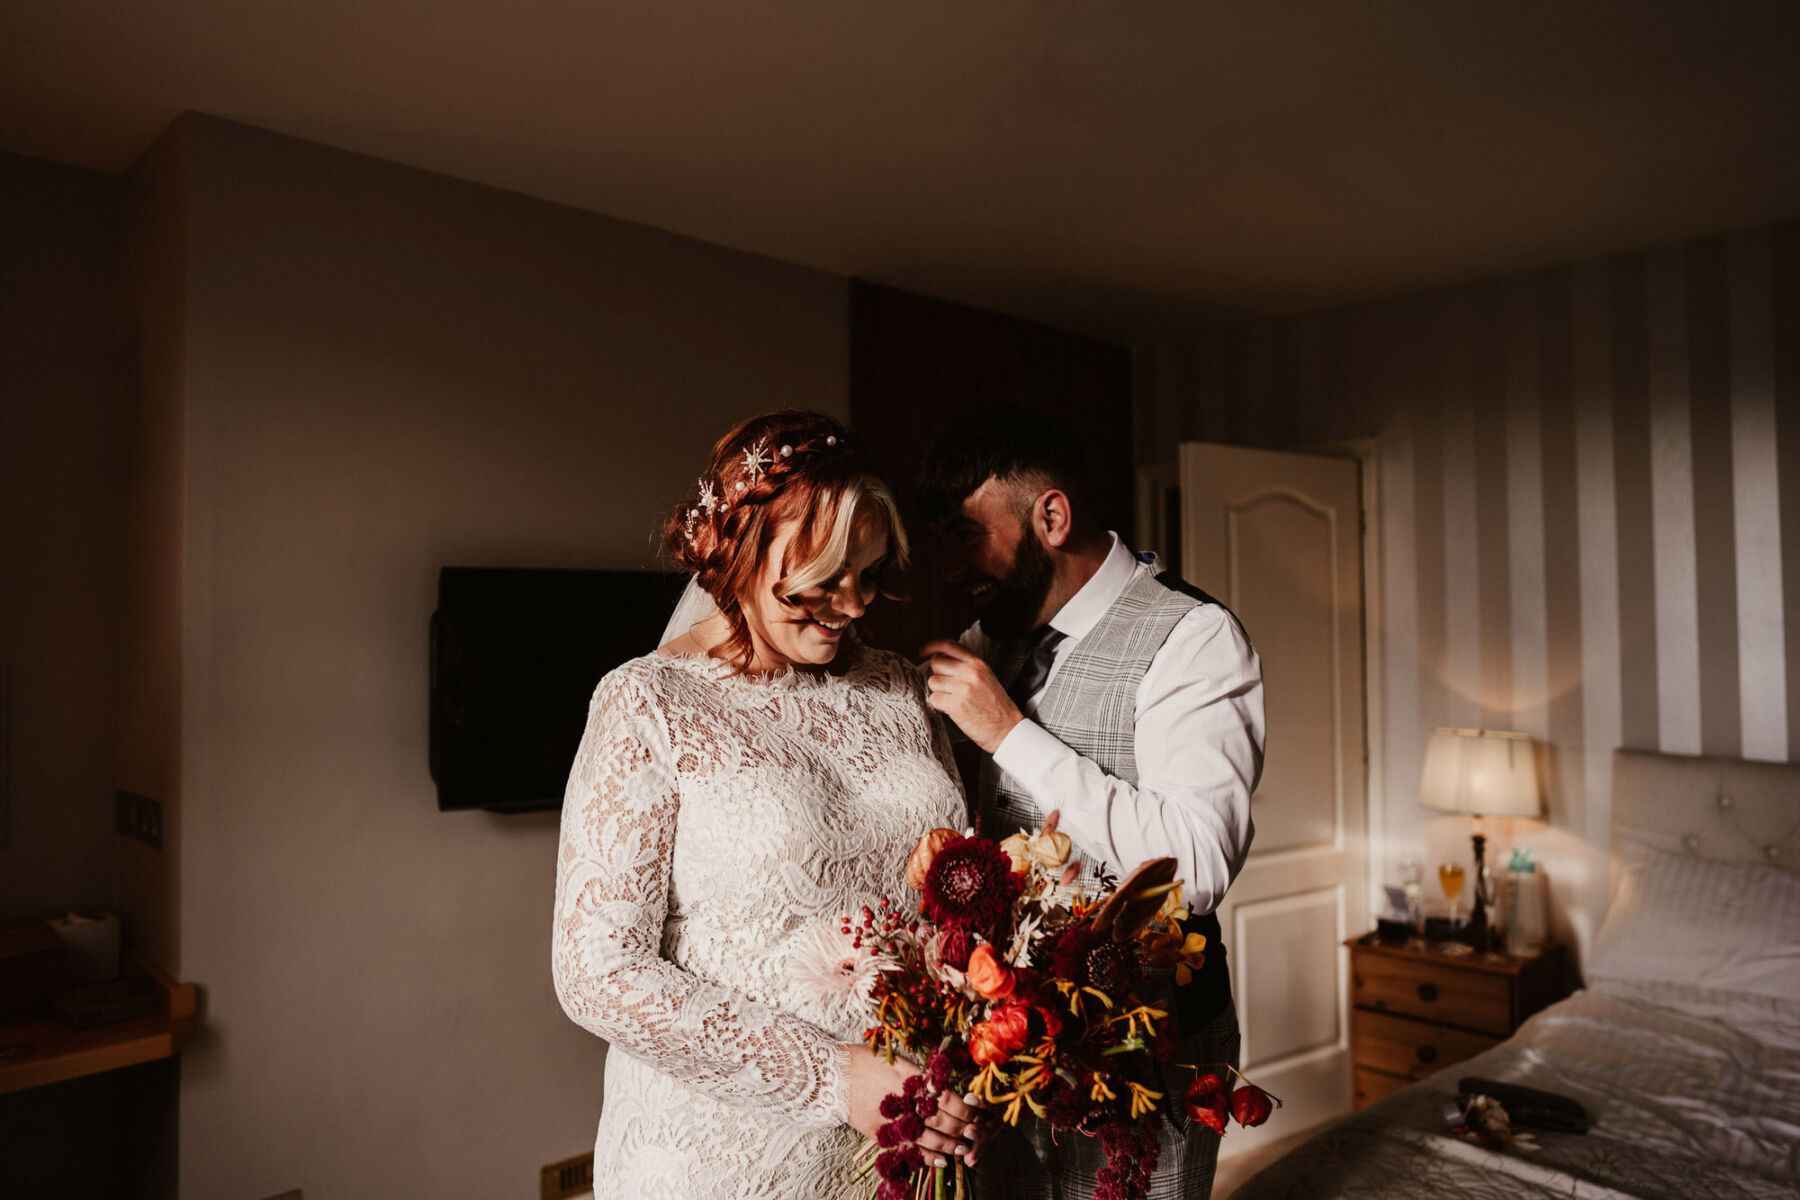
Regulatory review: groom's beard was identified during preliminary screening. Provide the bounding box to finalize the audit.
[975,533,1055,642]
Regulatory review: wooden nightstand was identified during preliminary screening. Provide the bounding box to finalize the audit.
[1346,932,1566,1110]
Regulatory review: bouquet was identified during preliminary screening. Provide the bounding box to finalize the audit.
[837,817,1277,1200]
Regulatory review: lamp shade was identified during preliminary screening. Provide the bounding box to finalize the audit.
[1418,728,1543,818]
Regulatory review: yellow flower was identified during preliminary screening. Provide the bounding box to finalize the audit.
[1174,931,1209,986]
[1127,1081,1164,1119]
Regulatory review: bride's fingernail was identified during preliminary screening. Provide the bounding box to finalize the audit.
[933,1155,947,1168]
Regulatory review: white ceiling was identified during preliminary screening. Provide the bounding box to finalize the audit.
[4,1,1798,329]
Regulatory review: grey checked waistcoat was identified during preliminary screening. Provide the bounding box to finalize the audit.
[977,564,1205,873]
[976,562,1236,1029]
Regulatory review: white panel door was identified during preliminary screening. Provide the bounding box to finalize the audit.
[1178,442,1367,1155]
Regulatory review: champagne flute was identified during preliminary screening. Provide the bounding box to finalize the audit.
[1398,856,1425,929]
[1438,862,1467,924]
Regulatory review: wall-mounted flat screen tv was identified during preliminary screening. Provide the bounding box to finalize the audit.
[430,566,690,812]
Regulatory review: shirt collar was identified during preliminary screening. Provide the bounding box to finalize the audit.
[1047,532,1140,642]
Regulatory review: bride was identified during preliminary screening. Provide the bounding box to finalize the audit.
[552,411,989,1197]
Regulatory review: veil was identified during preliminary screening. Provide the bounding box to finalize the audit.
[659,575,720,647]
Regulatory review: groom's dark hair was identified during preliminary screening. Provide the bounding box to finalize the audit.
[917,405,1093,527]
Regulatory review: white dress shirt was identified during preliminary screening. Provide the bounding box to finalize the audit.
[963,534,1264,914]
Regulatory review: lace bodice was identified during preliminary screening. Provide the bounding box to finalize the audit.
[551,645,966,1197]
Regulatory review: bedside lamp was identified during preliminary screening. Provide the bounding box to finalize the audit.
[1419,728,1543,948]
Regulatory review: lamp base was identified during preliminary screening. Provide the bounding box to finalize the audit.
[1466,831,1495,951]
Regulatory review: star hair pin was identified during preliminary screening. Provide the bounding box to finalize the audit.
[741,438,775,486]
[696,477,719,515]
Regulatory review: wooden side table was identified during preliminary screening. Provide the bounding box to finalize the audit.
[0,949,197,1096]
[1346,932,1565,1110]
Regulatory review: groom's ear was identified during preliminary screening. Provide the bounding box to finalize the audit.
[1034,489,1076,549]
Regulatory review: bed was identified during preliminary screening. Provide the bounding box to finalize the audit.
[1233,748,1800,1199]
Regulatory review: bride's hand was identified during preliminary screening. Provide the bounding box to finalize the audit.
[843,1045,995,1168]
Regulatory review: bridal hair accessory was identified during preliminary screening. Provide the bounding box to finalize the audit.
[679,428,852,547]
[741,438,774,484]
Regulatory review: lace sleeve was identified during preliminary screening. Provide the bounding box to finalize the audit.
[550,665,850,1125]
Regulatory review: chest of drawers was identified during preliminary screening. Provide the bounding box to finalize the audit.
[1346,933,1566,1110]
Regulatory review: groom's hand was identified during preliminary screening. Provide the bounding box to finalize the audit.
[921,639,1022,755]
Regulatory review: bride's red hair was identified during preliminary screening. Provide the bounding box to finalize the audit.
[664,411,908,673]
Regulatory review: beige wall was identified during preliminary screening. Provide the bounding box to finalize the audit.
[1135,220,1800,967]
[0,152,121,923]
[134,116,848,1199]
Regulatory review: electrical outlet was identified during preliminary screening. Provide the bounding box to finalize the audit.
[540,1153,593,1200]
[115,790,163,849]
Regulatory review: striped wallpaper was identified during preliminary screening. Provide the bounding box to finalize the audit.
[1132,219,1800,963]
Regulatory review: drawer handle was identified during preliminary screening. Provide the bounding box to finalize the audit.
[1416,1044,1438,1065]
[1416,982,1439,1003]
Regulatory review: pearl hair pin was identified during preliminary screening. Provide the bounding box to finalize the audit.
[684,427,845,549]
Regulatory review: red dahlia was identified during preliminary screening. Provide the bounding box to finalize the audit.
[1047,921,1142,996]
[920,835,1019,932]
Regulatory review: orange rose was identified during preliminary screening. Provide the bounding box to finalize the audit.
[965,944,1017,1001]
[968,1022,1009,1067]
[906,828,962,891]
[968,1003,1031,1066]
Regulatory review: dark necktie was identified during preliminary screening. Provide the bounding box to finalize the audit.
[1009,627,1067,708]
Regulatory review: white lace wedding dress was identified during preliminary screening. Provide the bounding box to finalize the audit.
[552,645,966,1199]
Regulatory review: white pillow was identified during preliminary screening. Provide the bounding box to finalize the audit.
[1589,840,1800,1004]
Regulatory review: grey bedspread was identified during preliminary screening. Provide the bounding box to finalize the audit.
[1233,981,1800,1199]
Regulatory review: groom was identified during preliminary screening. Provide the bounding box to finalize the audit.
[919,407,1264,1199]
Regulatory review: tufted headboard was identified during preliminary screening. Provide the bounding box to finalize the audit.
[1611,749,1800,884]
